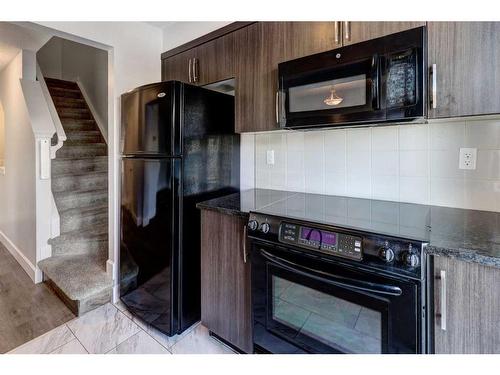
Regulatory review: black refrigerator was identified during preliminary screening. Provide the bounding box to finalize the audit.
[119,81,239,336]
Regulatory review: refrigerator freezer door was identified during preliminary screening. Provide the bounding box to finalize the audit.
[120,157,181,336]
[121,82,181,156]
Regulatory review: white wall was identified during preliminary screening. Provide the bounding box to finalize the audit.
[0,100,4,167]
[248,118,500,212]
[160,22,232,52]
[0,51,37,268]
[37,36,108,138]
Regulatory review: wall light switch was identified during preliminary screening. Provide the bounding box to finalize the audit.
[459,147,477,170]
[266,150,275,165]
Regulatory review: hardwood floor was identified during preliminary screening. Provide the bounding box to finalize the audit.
[0,242,75,353]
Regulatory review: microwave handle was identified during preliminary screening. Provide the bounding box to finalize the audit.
[371,55,381,110]
[259,248,403,296]
[430,63,437,109]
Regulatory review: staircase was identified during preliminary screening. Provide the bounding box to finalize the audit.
[38,78,112,316]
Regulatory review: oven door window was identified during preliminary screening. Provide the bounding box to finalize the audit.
[266,264,389,354]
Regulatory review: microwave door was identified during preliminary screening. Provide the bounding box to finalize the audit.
[280,56,384,129]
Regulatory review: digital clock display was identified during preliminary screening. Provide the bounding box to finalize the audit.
[300,227,337,245]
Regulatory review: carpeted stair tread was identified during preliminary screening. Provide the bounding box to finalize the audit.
[45,77,78,87]
[50,226,108,244]
[52,169,107,179]
[54,186,108,198]
[56,144,107,158]
[38,254,112,301]
[59,204,108,218]
[53,188,108,211]
[52,171,107,193]
[52,156,107,175]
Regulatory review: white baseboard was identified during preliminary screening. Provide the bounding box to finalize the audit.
[112,284,120,304]
[106,259,114,278]
[0,230,41,283]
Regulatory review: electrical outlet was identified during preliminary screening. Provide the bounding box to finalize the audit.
[459,147,477,170]
[266,150,275,165]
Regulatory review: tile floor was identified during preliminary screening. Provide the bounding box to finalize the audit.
[0,243,75,353]
[8,302,235,354]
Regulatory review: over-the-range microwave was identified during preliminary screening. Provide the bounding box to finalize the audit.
[278,27,426,129]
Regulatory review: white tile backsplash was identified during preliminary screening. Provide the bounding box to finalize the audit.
[246,118,500,212]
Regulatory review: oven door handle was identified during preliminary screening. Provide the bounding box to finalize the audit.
[259,249,403,297]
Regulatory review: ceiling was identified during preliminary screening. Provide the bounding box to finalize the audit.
[143,22,176,30]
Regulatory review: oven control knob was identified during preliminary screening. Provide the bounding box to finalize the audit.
[259,222,270,234]
[247,220,259,231]
[402,252,420,268]
[378,247,395,263]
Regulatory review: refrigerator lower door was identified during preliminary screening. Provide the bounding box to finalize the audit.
[120,157,181,336]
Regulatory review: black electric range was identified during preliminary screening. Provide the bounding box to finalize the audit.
[246,191,430,354]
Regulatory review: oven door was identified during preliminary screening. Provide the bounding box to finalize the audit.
[279,52,383,129]
[251,244,421,354]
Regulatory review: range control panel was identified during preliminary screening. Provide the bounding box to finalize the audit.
[279,222,363,261]
[247,212,427,279]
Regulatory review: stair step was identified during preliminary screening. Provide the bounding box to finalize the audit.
[54,188,108,210]
[49,88,83,100]
[61,120,97,132]
[53,99,87,109]
[38,253,112,315]
[52,171,108,193]
[59,205,108,233]
[58,108,92,120]
[52,156,107,175]
[45,78,79,89]
[49,227,108,256]
[65,130,103,144]
[56,144,107,158]
[64,138,105,146]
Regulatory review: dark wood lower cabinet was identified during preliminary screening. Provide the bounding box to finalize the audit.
[433,256,500,353]
[200,209,252,353]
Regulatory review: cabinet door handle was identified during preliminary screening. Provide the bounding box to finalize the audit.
[275,91,279,125]
[344,21,351,41]
[188,58,193,83]
[430,63,437,109]
[334,21,340,44]
[438,269,447,331]
[193,58,199,83]
[242,224,248,263]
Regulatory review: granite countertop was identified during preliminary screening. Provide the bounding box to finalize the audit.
[197,189,500,268]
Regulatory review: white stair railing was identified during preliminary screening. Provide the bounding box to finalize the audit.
[36,64,66,158]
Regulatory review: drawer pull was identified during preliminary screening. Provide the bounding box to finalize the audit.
[437,269,447,331]
[242,224,248,263]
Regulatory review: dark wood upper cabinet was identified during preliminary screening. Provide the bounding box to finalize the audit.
[343,21,426,45]
[162,21,500,132]
[161,49,194,83]
[234,22,283,133]
[427,22,500,118]
[193,33,236,86]
[283,22,341,61]
[200,209,252,353]
[433,256,500,354]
